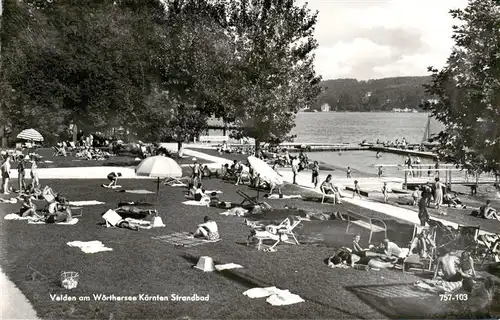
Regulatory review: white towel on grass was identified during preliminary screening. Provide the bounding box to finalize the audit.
[4,213,31,220]
[243,287,283,299]
[67,241,113,254]
[204,190,222,194]
[68,200,105,206]
[182,200,209,207]
[29,218,79,225]
[215,263,243,271]
[0,198,18,204]
[170,183,187,187]
[266,290,305,306]
[267,194,302,200]
[220,207,248,216]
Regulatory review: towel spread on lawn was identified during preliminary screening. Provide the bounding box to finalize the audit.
[220,207,248,216]
[120,189,155,194]
[29,218,79,225]
[243,287,304,306]
[4,213,33,220]
[215,263,243,271]
[0,198,18,204]
[266,194,302,199]
[413,279,463,294]
[152,232,221,247]
[170,183,187,187]
[204,190,222,194]
[182,200,209,207]
[68,200,105,206]
[67,241,113,253]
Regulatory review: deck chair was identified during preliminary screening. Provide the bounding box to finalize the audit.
[403,225,437,273]
[237,190,272,211]
[52,146,66,157]
[456,225,480,251]
[479,235,500,266]
[320,186,338,204]
[247,216,301,251]
[41,187,83,218]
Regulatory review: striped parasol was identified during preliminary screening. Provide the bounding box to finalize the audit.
[17,129,44,142]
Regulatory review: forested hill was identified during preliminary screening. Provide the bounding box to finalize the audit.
[310,76,432,112]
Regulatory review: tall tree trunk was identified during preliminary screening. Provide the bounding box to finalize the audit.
[254,138,260,157]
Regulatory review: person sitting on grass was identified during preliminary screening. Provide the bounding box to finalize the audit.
[19,194,39,218]
[380,238,407,262]
[193,183,208,201]
[44,196,72,223]
[106,172,122,188]
[186,183,196,198]
[202,165,218,178]
[433,248,476,287]
[208,192,220,207]
[352,234,372,257]
[191,216,220,241]
[443,192,466,208]
[479,200,500,221]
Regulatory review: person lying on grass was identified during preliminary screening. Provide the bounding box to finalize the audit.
[327,247,396,269]
[19,194,40,218]
[106,172,122,188]
[190,216,219,241]
[209,192,220,207]
[115,206,156,219]
[26,184,43,199]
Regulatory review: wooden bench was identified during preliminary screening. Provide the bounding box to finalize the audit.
[345,210,387,243]
[344,187,369,197]
[199,135,229,143]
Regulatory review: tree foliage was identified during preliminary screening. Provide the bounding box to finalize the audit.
[315,77,431,112]
[422,0,500,172]
[224,0,322,150]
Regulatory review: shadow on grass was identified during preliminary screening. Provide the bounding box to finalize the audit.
[179,252,369,319]
[346,282,495,319]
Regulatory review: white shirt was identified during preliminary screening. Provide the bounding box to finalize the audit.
[199,221,218,233]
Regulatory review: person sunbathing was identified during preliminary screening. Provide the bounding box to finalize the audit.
[19,195,39,218]
[115,206,156,219]
[327,248,395,269]
[479,201,500,221]
[381,238,407,260]
[352,234,373,257]
[433,248,475,284]
[209,192,220,207]
[409,228,435,258]
[191,216,219,241]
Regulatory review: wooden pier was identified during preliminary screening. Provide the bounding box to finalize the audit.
[279,143,369,152]
[367,145,437,159]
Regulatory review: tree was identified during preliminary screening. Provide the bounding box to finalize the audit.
[422,0,500,173]
[225,0,322,154]
[1,0,167,144]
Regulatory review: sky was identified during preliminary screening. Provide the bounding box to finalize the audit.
[297,0,469,80]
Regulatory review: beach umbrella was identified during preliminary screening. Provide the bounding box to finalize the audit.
[17,129,44,142]
[135,155,182,178]
[247,155,283,185]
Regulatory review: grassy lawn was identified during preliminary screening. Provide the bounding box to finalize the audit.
[1,155,499,319]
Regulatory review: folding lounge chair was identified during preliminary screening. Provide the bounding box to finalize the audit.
[403,225,437,273]
[247,217,302,251]
[237,190,272,211]
[42,187,83,218]
[52,146,66,157]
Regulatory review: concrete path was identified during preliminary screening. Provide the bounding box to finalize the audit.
[0,267,38,319]
[180,147,494,236]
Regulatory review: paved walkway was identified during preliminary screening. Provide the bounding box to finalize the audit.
[179,146,494,236]
[0,267,38,319]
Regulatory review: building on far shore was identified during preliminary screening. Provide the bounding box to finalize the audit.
[320,103,331,112]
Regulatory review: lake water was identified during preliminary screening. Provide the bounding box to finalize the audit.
[291,112,442,145]
[289,112,443,176]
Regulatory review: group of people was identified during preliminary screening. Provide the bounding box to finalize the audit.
[17,187,73,223]
[1,154,39,195]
